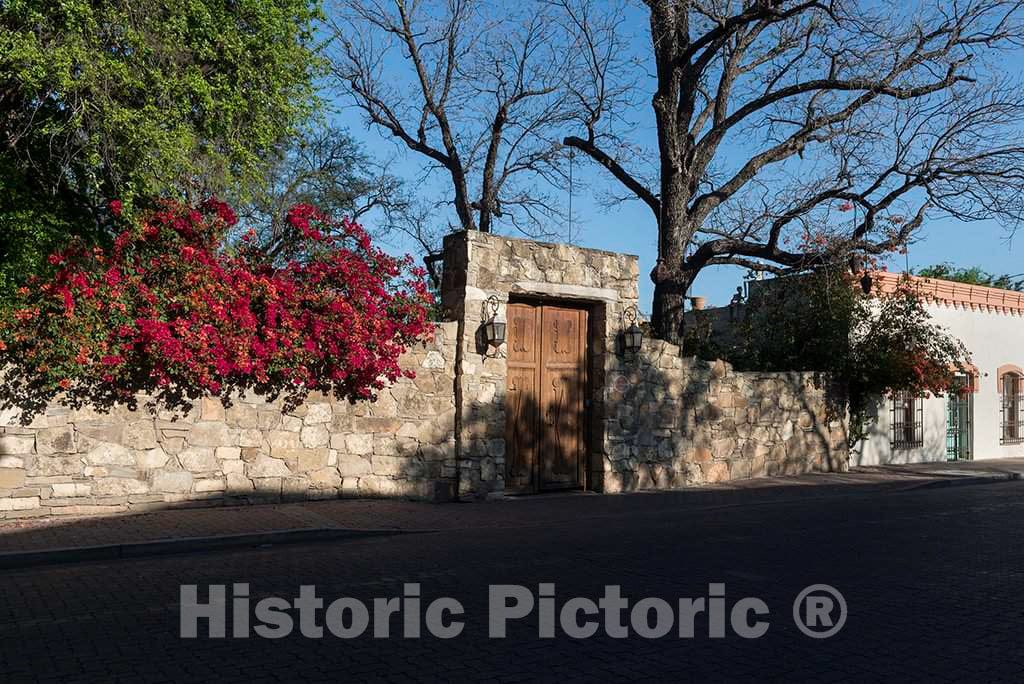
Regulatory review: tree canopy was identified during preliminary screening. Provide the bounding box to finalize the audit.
[915,264,1024,292]
[559,0,1024,341]
[0,0,323,303]
[685,268,971,446]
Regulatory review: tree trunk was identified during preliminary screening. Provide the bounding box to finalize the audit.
[650,159,695,344]
[651,279,689,345]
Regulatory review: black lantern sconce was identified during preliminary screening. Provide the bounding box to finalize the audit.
[481,295,506,356]
[860,272,874,295]
[619,304,644,357]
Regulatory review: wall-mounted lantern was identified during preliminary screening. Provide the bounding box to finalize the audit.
[619,304,644,357]
[860,272,874,295]
[481,295,506,350]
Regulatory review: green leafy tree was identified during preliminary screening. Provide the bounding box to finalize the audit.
[705,269,972,446]
[0,0,322,304]
[236,123,409,263]
[915,264,1024,292]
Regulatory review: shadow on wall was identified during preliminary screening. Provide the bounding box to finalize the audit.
[0,384,461,523]
[599,339,848,494]
[0,344,848,536]
[849,393,952,467]
[451,352,593,497]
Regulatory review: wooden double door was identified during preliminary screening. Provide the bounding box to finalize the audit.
[505,301,589,492]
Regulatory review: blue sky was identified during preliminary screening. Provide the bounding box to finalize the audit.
[325,3,1024,315]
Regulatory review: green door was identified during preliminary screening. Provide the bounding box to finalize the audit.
[946,377,973,461]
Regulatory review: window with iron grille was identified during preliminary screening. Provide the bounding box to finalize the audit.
[890,391,923,449]
[1001,374,1024,445]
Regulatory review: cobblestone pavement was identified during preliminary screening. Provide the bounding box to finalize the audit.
[0,466,974,553]
[3,480,1024,682]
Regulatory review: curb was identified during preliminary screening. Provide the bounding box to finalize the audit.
[0,471,1019,571]
[0,527,412,571]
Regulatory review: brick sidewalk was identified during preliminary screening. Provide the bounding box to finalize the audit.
[0,463,997,556]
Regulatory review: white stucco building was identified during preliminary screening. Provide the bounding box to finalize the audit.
[853,272,1024,466]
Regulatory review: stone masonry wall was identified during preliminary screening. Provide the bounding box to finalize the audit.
[440,230,640,496]
[440,231,847,497]
[0,231,849,519]
[0,323,458,519]
[602,339,848,493]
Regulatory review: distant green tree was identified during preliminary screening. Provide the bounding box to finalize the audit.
[915,264,1024,292]
[696,269,972,447]
[0,0,322,305]
[236,123,409,263]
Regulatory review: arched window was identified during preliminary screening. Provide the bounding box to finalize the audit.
[999,365,1024,445]
[953,364,980,394]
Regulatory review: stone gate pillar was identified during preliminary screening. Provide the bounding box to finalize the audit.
[440,231,641,498]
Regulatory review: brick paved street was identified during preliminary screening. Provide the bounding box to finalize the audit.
[3,480,1024,682]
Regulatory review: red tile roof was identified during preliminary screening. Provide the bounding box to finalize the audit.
[870,271,1024,315]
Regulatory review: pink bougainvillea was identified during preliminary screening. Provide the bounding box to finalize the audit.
[0,199,433,419]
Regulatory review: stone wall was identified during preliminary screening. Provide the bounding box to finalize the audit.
[0,323,458,519]
[0,231,849,519]
[440,230,640,496]
[439,231,847,497]
[602,339,848,493]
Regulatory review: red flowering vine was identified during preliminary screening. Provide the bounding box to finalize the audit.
[0,199,433,420]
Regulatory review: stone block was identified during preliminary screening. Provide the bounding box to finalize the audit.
[151,470,193,493]
[136,447,170,470]
[281,478,309,498]
[372,454,418,477]
[703,461,731,484]
[296,449,330,472]
[178,447,220,473]
[85,442,134,466]
[226,403,258,429]
[226,472,255,493]
[188,422,234,447]
[200,397,226,422]
[282,415,303,432]
[241,447,262,463]
[357,417,403,433]
[246,455,292,479]
[300,424,330,448]
[161,437,187,454]
[268,430,301,451]
[49,504,123,516]
[76,422,124,444]
[238,429,265,448]
[0,455,24,469]
[0,496,40,511]
[344,433,374,456]
[303,403,333,425]
[195,478,226,493]
[35,427,75,455]
[216,446,241,460]
[257,410,283,431]
[338,453,372,476]
[729,459,752,480]
[124,421,158,450]
[422,351,445,370]
[710,438,737,460]
[93,477,150,496]
[0,468,27,489]
[373,434,397,456]
[50,482,91,498]
[0,434,34,455]
[309,467,342,489]
[221,459,245,475]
